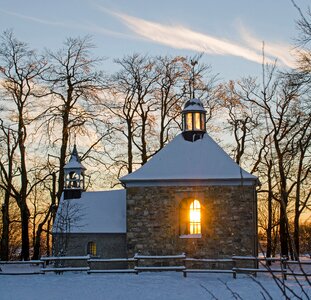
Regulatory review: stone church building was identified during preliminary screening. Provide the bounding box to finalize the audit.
[53,98,258,259]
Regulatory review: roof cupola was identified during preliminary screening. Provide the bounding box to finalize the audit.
[182,98,206,142]
[63,144,86,199]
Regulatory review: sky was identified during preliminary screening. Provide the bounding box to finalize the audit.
[0,0,310,81]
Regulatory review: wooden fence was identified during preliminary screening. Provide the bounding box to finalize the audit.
[1,254,310,279]
[0,260,44,275]
[231,256,311,280]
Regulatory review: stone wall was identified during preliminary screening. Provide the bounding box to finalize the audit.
[126,185,257,259]
[53,233,127,258]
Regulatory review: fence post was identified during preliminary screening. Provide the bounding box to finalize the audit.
[134,253,139,274]
[232,257,237,279]
[87,256,91,275]
[254,257,257,277]
[183,253,187,278]
[40,260,45,274]
[135,256,139,274]
[281,256,287,280]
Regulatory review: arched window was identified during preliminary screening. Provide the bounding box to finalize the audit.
[190,200,201,234]
[87,241,97,256]
[179,199,202,237]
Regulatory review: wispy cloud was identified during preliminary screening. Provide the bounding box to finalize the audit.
[0,8,67,26]
[104,8,294,68]
[237,23,296,68]
[2,5,296,68]
[0,8,126,39]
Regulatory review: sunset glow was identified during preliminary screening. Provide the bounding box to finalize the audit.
[190,200,201,234]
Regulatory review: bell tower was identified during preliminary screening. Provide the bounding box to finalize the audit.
[182,98,206,142]
[63,145,86,199]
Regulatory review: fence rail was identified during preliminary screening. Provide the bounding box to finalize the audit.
[0,260,44,275]
[0,255,310,278]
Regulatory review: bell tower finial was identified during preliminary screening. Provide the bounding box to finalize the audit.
[182,98,206,142]
[63,144,86,199]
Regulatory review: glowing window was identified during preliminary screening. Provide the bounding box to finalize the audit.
[186,113,193,130]
[200,113,205,130]
[194,113,201,130]
[189,200,201,234]
[87,241,97,256]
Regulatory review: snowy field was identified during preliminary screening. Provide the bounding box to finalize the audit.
[0,271,310,300]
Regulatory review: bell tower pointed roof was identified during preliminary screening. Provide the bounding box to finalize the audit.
[64,144,86,170]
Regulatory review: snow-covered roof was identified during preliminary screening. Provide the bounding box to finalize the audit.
[64,159,86,170]
[182,98,206,113]
[53,189,126,234]
[120,133,258,186]
[64,145,86,170]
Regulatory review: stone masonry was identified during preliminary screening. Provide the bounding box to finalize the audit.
[53,233,127,257]
[126,185,257,259]
[52,233,127,268]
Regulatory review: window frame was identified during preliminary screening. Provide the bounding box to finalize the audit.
[183,112,206,132]
[179,198,202,239]
[87,241,97,256]
[189,199,201,235]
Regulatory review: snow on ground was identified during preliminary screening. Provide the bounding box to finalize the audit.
[0,272,310,300]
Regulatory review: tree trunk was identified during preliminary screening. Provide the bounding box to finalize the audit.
[274,136,289,258]
[279,194,289,258]
[127,120,133,173]
[266,160,273,260]
[20,203,30,260]
[32,224,43,260]
[46,218,51,257]
[32,200,53,259]
[288,229,294,260]
[140,112,148,165]
[57,112,69,205]
[159,115,165,150]
[293,213,300,260]
[0,192,10,261]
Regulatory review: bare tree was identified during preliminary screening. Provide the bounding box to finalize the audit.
[0,122,18,260]
[125,55,160,165]
[52,200,84,256]
[103,54,219,178]
[291,0,311,85]
[0,30,48,260]
[217,80,260,165]
[289,104,311,258]
[290,0,311,258]
[103,54,158,173]
[29,170,55,260]
[153,56,185,150]
[232,63,310,259]
[218,78,281,258]
[40,36,105,205]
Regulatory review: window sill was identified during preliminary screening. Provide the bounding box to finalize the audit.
[179,234,202,239]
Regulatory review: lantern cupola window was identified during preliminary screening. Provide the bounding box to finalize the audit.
[63,144,86,199]
[182,98,206,142]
